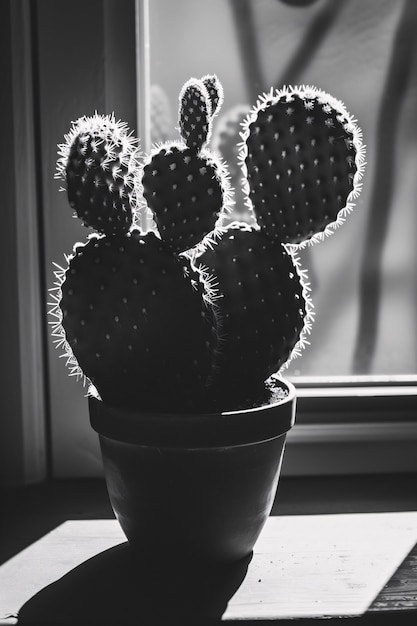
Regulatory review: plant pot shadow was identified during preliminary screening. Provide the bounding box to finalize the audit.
[17,541,252,625]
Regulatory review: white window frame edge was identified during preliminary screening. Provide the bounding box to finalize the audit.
[285,378,417,474]
[135,0,151,154]
[284,418,417,475]
[8,0,47,485]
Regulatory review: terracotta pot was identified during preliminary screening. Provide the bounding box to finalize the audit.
[89,378,296,565]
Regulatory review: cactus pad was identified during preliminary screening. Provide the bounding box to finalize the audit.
[241,86,365,245]
[56,114,140,236]
[51,230,217,411]
[201,74,224,119]
[142,144,228,253]
[178,79,212,151]
[197,222,312,408]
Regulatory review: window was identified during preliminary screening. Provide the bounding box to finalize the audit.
[6,0,415,484]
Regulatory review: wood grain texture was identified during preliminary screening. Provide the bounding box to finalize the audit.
[369,543,417,612]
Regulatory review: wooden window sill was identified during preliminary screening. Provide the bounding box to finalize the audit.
[1,475,416,624]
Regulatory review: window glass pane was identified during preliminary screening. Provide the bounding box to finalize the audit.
[147,0,417,379]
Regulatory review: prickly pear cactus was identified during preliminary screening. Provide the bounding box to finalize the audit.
[51,76,364,413]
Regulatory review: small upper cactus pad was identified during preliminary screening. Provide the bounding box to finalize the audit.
[142,76,232,253]
[201,74,224,119]
[56,114,141,236]
[178,79,212,150]
[240,86,365,245]
[142,144,228,253]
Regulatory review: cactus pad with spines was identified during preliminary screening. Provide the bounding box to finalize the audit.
[55,230,217,411]
[201,74,224,119]
[178,79,212,151]
[241,85,364,245]
[197,222,312,408]
[56,114,140,236]
[142,145,228,253]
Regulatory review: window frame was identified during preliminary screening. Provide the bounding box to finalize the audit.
[0,0,47,488]
[285,377,417,475]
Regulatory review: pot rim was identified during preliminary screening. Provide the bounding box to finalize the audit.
[89,378,296,448]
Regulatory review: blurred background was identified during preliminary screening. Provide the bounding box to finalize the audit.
[1,0,417,482]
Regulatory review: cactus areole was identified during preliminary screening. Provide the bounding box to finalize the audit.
[50,77,365,414]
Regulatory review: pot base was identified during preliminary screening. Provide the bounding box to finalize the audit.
[99,433,287,564]
[89,378,296,564]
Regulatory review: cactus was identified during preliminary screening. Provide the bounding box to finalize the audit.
[50,76,364,413]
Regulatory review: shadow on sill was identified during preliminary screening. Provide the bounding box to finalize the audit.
[14,540,417,625]
[16,542,251,625]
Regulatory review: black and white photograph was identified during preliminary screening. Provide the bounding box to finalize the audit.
[1,1,417,623]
